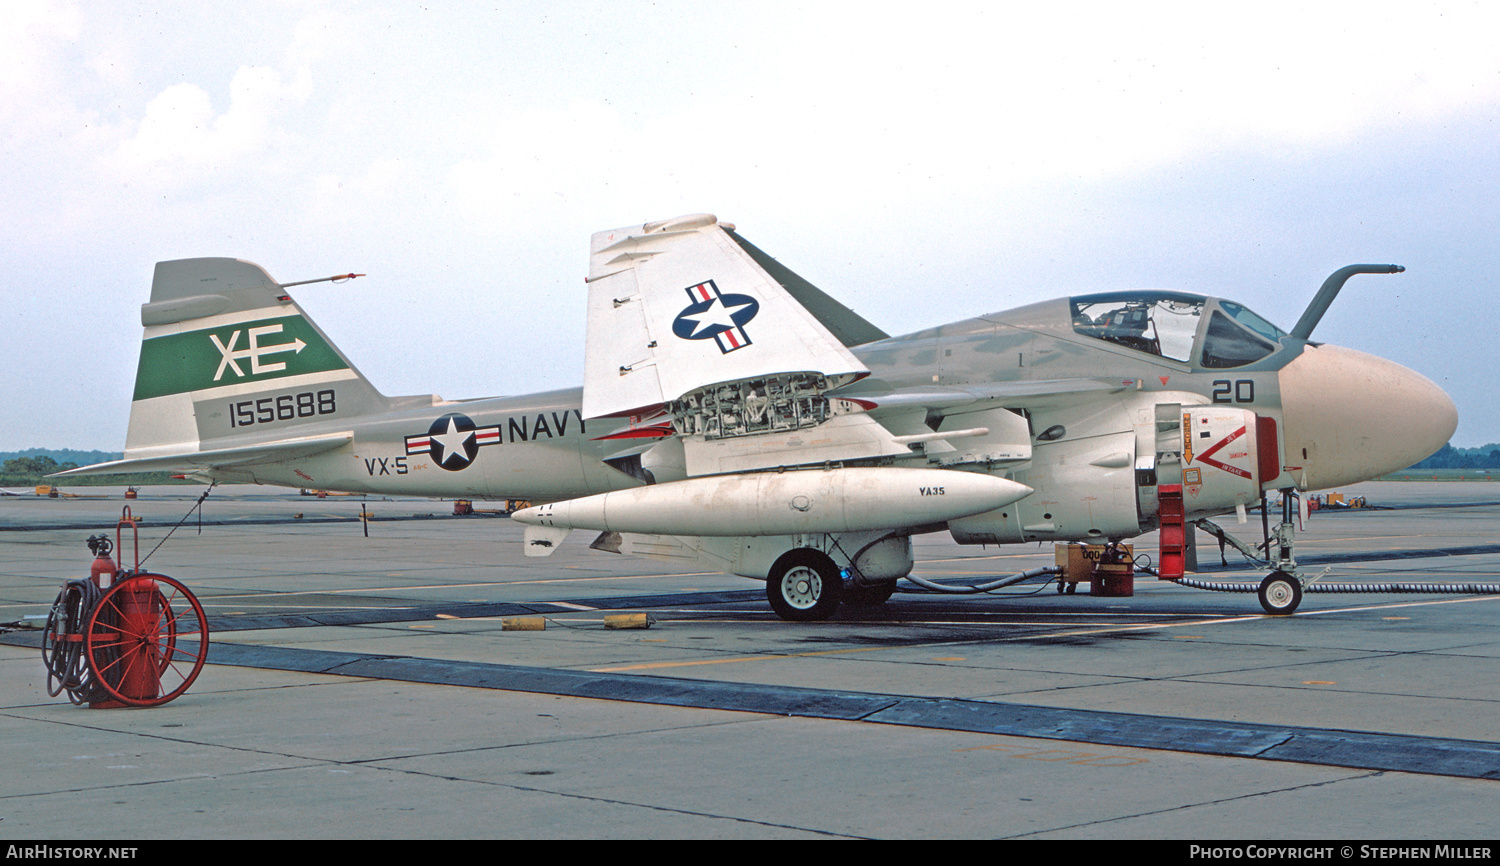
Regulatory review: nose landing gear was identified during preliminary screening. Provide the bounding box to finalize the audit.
[1181,489,1500,614]
[1184,488,1315,615]
[1255,489,1315,615]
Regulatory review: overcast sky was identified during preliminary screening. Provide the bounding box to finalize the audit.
[5,1,1498,451]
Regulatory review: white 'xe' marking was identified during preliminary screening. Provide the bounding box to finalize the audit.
[212,324,307,380]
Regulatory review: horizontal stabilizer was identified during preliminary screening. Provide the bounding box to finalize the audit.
[51,433,352,478]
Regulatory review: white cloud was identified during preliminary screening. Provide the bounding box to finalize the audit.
[112,65,310,177]
[7,2,1500,447]
[0,0,81,107]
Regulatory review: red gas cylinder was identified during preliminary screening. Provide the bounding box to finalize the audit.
[109,577,164,702]
[87,535,117,590]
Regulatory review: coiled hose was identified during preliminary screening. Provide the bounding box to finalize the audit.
[1168,575,1500,595]
[42,580,102,705]
[901,566,1063,594]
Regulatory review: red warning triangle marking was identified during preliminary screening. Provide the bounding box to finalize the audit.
[1193,425,1251,479]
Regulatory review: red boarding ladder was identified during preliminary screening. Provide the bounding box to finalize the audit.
[1157,483,1185,579]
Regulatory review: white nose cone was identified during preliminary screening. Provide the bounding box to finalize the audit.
[1279,344,1457,490]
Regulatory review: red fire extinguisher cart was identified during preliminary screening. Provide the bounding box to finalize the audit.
[43,507,209,708]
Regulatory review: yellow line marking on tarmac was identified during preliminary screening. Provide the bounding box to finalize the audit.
[1295,534,1468,543]
[195,602,415,611]
[1291,594,1500,616]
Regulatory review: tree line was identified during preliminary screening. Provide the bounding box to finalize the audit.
[1409,443,1500,470]
[0,454,184,487]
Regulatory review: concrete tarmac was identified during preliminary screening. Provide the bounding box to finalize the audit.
[1,482,1497,839]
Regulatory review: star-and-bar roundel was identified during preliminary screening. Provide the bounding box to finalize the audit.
[405,413,501,471]
[670,280,759,354]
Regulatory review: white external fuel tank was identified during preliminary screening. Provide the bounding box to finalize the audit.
[512,466,1033,537]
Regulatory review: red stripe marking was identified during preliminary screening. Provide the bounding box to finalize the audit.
[1256,416,1279,482]
[591,424,675,441]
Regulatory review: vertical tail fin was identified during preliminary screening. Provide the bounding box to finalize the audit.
[126,257,389,459]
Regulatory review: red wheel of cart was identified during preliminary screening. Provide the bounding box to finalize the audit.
[83,573,209,707]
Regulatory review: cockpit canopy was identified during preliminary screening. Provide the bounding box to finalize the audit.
[1069,292,1289,369]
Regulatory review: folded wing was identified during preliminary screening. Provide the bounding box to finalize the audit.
[582,214,872,421]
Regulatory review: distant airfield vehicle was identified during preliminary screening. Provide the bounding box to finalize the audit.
[61,214,1456,618]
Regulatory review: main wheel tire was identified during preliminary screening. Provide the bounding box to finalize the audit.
[844,581,896,607]
[766,550,843,622]
[1258,571,1303,616]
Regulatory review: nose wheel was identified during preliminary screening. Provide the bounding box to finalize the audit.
[1257,571,1303,615]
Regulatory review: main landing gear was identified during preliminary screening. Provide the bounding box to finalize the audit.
[764,547,901,621]
[766,549,844,621]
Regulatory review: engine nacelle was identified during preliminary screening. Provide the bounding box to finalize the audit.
[948,403,1277,546]
[949,430,1142,545]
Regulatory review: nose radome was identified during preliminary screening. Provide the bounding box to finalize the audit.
[1278,344,1457,490]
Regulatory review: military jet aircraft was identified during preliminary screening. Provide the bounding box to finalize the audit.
[60,213,1457,619]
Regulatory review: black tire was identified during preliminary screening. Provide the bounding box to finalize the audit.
[1258,571,1303,615]
[766,549,843,621]
[844,581,896,607]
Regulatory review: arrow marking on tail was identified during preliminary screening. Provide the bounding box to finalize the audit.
[212,324,308,380]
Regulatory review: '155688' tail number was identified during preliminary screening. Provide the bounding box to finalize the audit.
[229,390,336,427]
